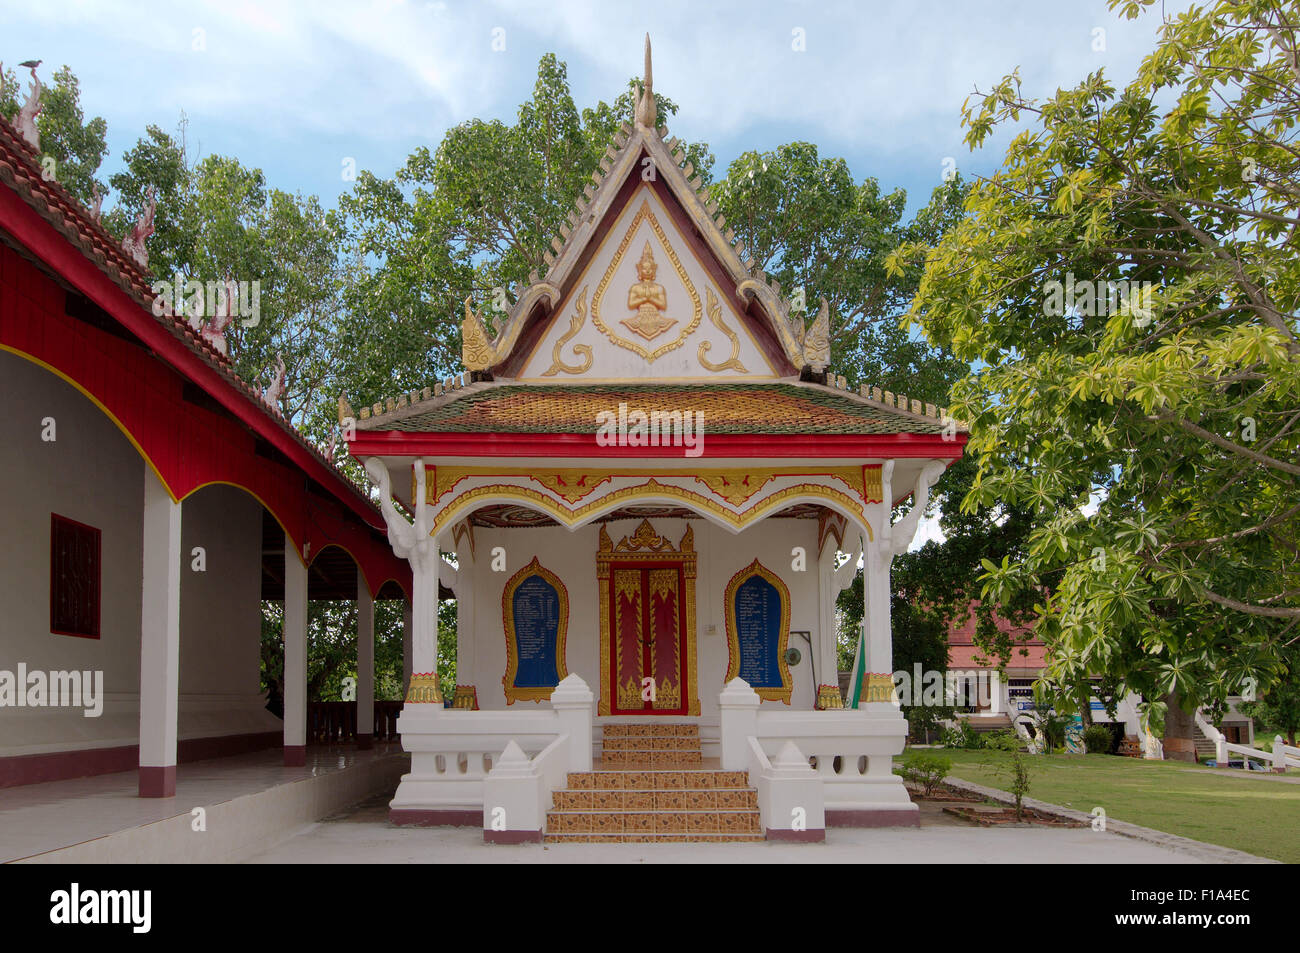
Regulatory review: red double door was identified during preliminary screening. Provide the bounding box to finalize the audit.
[609,562,688,715]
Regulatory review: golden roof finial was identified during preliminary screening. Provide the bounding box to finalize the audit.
[635,33,656,129]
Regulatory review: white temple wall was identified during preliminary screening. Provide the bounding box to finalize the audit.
[0,351,275,757]
[459,515,820,719]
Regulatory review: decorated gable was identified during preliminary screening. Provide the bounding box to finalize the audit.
[515,186,782,382]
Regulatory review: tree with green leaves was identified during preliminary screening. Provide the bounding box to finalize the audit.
[1241,641,1300,745]
[712,147,969,393]
[891,0,1300,755]
[0,64,107,206]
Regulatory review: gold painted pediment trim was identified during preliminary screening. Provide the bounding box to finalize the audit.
[429,478,874,539]
[422,464,882,508]
[590,200,702,362]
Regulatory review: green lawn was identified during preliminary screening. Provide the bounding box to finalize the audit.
[917,749,1300,863]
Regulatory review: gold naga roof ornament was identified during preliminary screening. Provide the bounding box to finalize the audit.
[802,297,831,373]
[461,297,499,372]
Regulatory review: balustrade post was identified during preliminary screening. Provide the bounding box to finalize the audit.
[720,678,760,771]
[551,674,594,772]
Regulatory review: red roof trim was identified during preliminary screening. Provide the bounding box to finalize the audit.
[350,430,968,459]
[0,147,384,531]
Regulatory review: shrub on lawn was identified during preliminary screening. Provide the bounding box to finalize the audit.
[1084,724,1115,754]
[942,720,983,749]
[983,729,1023,752]
[897,753,953,796]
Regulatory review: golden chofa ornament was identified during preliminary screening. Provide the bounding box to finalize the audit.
[622,241,676,341]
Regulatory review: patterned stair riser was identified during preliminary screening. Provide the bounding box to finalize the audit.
[545,724,762,843]
[601,724,699,738]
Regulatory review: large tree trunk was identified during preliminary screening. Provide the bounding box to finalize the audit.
[1076,683,1093,728]
[1162,691,1198,763]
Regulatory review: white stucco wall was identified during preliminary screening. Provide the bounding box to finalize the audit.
[455,515,824,722]
[0,351,277,757]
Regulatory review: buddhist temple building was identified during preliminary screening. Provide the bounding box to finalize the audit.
[348,38,968,841]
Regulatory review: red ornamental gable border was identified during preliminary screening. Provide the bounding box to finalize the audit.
[0,230,409,598]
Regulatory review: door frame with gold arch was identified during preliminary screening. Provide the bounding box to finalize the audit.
[596,520,699,716]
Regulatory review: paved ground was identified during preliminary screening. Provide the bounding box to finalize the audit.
[239,794,1214,863]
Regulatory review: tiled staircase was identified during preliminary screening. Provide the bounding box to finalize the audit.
[544,723,763,843]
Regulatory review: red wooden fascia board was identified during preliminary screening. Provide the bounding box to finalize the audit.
[0,184,384,531]
[349,430,968,459]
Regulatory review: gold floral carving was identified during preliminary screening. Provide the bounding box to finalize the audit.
[501,557,570,705]
[597,523,699,717]
[432,478,873,539]
[693,470,775,505]
[697,287,748,373]
[423,464,878,506]
[591,200,701,362]
[541,286,594,377]
[530,471,614,503]
[723,559,793,704]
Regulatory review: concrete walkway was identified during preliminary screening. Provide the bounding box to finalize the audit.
[239,796,1218,863]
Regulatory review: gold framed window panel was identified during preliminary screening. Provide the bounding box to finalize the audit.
[501,557,569,704]
[597,521,699,716]
[723,559,793,704]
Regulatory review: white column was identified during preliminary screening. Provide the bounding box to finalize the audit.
[402,601,413,697]
[283,532,307,765]
[861,538,894,710]
[138,468,181,797]
[816,540,839,705]
[411,543,440,676]
[455,560,475,696]
[357,568,374,748]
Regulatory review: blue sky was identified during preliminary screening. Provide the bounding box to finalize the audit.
[6,0,1185,219]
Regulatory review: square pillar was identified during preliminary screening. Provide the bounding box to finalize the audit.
[356,568,374,749]
[138,468,181,797]
[283,532,307,766]
[402,601,413,697]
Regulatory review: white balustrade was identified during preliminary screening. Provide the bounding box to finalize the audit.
[720,678,915,817]
[390,673,593,818]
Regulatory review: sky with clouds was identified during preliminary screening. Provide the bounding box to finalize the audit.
[7,0,1186,218]
[5,0,1185,547]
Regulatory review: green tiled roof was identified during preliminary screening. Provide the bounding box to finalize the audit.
[358,383,946,435]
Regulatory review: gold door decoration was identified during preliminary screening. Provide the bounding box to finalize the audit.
[723,559,793,704]
[697,287,748,373]
[541,285,594,376]
[501,557,570,704]
[590,200,701,362]
[597,520,699,716]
